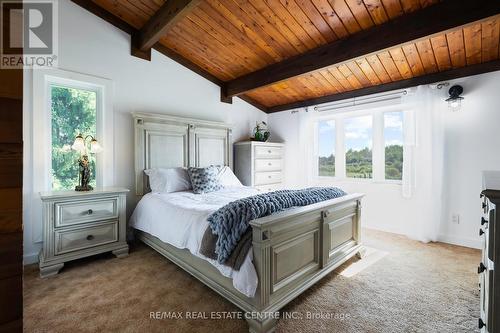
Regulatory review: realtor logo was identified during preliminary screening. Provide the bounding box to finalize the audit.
[1,0,58,68]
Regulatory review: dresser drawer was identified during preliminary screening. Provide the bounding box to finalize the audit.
[255,171,282,185]
[254,146,282,159]
[55,221,118,255]
[55,197,118,227]
[255,159,282,172]
[255,183,282,193]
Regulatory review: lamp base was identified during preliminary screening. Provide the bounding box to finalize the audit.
[75,185,93,191]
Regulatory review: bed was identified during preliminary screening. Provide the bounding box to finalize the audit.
[131,112,365,333]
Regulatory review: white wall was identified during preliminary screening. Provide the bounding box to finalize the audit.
[439,72,500,247]
[268,71,500,249]
[23,0,267,263]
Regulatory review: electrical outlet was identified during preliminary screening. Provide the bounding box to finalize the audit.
[452,214,460,225]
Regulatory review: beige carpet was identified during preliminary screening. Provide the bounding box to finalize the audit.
[24,229,480,333]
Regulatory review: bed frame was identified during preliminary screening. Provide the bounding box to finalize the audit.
[133,112,365,333]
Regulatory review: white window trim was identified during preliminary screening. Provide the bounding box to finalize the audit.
[313,104,405,185]
[32,68,114,192]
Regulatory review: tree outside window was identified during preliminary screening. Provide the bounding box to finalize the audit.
[51,85,97,190]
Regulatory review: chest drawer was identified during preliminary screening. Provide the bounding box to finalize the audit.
[55,221,118,255]
[255,171,282,185]
[254,146,282,159]
[255,183,282,193]
[255,159,282,172]
[55,197,118,227]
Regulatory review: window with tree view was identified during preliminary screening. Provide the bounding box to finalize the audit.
[318,120,335,177]
[51,85,97,190]
[384,112,404,180]
[345,116,372,179]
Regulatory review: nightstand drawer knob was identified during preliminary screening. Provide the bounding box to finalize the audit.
[478,262,486,274]
[479,229,485,236]
[479,318,486,329]
[481,217,488,225]
[87,209,93,215]
[86,235,94,241]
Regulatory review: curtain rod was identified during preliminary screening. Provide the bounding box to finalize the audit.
[313,89,408,113]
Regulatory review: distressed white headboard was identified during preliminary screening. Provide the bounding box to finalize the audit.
[133,112,233,195]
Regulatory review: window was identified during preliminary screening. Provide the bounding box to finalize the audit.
[384,112,404,180]
[314,109,404,183]
[345,116,373,179]
[318,120,335,177]
[51,85,98,190]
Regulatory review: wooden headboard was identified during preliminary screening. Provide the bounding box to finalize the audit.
[133,112,233,195]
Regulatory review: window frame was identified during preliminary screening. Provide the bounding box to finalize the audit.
[313,107,404,185]
[32,68,114,192]
[48,81,101,190]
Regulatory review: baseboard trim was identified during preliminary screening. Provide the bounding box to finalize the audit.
[24,252,39,265]
[437,234,482,250]
[363,224,406,237]
[365,226,482,250]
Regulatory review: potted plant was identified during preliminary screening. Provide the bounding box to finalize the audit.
[252,121,270,142]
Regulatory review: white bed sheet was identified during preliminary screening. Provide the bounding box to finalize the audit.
[129,186,260,297]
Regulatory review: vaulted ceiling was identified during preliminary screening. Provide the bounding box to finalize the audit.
[74,0,500,112]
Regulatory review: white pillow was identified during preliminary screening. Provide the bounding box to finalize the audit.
[216,166,243,187]
[144,168,192,193]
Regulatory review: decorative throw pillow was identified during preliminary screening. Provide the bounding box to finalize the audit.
[144,167,192,193]
[215,166,243,188]
[187,166,223,194]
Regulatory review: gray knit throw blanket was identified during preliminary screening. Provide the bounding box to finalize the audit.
[207,187,346,264]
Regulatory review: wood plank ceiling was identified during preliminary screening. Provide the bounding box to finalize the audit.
[88,0,500,112]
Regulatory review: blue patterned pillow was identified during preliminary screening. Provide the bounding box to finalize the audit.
[187,166,223,194]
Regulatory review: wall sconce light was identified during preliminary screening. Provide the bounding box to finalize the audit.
[445,85,464,111]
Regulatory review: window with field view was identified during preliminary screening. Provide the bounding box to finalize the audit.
[318,120,335,177]
[345,116,373,179]
[51,85,97,190]
[384,112,404,180]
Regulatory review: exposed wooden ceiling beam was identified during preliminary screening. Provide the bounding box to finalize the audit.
[224,0,500,98]
[266,60,500,113]
[135,0,202,52]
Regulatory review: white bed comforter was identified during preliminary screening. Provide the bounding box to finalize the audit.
[129,187,260,297]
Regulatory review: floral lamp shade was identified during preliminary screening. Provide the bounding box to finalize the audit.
[71,134,85,153]
[90,139,103,154]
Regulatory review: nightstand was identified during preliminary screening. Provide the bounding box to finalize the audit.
[38,187,129,278]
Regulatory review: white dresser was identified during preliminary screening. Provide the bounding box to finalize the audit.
[39,187,129,278]
[234,141,284,192]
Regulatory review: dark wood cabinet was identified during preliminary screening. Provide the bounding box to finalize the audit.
[479,189,500,333]
[0,18,23,330]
